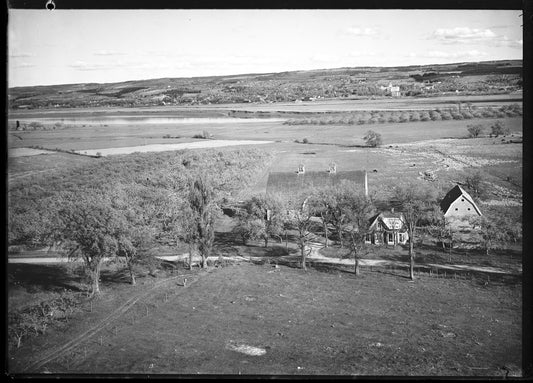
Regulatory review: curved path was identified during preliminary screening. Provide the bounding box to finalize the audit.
[23,268,217,373]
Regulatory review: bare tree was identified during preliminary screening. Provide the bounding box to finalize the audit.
[341,187,375,276]
[393,182,439,280]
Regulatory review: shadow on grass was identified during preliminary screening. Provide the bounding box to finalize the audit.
[8,263,87,292]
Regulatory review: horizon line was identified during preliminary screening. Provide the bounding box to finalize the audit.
[8,58,522,89]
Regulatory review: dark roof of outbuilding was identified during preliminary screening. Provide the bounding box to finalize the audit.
[266,170,366,196]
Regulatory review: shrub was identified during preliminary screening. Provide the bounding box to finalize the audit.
[302,138,309,144]
[388,115,400,123]
[491,121,510,137]
[363,130,382,147]
[440,112,452,120]
[451,113,464,120]
[399,113,410,123]
[410,112,420,122]
[482,108,495,118]
[467,124,484,138]
[420,112,431,121]
[378,116,387,123]
[461,111,474,119]
[430,111,442,120]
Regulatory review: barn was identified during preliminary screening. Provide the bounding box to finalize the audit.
[440,184,482,229]
[266,165,368,199]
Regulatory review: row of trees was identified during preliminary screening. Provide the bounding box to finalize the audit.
[467,120,512,138]
[283,105,522,126]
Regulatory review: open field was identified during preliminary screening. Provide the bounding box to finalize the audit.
[7,262,521,376]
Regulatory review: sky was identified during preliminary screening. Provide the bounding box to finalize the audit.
[7,9,523,87]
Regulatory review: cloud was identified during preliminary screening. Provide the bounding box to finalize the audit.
[432,27,496,43]
[93,50,126,56]
[15,62,36,68]
[344,26,379,36]
[10,52,35,58]
[408,50,488,59]
[347,51,376,57]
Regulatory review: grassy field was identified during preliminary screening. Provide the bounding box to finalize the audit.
[7,262,521,376]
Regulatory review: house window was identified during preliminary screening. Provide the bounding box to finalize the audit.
[398,233,405,242]
[365,234,372,242]
[387,233,394,243]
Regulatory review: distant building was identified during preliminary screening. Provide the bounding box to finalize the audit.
[365,210,409,245]
[380,83,401,97]
[440,185,482,229]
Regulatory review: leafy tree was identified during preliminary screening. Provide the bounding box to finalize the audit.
[363,130,383,147]
[490,120,510,137]
[236,194,285,247]
[117,225,155,285]
[393,182,440,280]
[467,124,484,138]
[57,194,126,295]
[186,177,220,268]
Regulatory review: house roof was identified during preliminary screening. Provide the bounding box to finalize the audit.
[368,211,407,231]
[266,170,366,196]
[440,185,482,215]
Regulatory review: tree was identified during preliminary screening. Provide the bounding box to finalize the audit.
[363,130,383,147]
[58,195,125,295]
[467,124,484,138]
[464,171,486,200]
[235,194,284,247]
[393,182,440,280]
[341,188,375,276]
[117,226,154,285]
[425,205,454,259]
[186,177,220,268]
[490,120,510,137]
[287,195,316,271]
[307,189,335,248]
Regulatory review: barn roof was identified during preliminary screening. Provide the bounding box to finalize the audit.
[266,170,366,196]
[440,184,482,215]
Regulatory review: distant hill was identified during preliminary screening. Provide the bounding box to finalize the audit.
[8,60,522,110]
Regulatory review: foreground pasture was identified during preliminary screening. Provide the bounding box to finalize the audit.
[8,262,521,376]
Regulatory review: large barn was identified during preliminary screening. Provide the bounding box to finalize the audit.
[266,164,368,199]
[440,184,482,229]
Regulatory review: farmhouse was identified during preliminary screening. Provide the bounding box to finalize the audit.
[365,210,409,245]
[380,83,401,97]
[440,184,482,229]
[266,165,368,199]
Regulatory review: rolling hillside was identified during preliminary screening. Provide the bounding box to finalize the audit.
[8,60,522,110]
